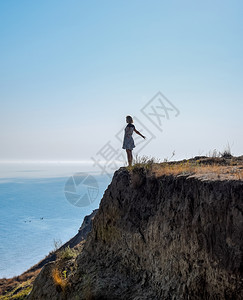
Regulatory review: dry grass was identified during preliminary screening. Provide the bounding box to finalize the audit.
[152,161,243,180]
[0,276,36,299]
[0,269,40,298]
[51,267,68,292]
[127,155,160,171]
[128,156,243,181]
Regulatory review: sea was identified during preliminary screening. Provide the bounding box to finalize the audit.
[0,161,116,279]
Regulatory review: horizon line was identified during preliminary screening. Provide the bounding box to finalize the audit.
[0,159,126,164]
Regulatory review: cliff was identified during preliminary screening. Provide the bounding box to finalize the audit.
[28,157,243,300]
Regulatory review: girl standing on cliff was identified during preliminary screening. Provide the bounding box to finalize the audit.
[122,115,146,166]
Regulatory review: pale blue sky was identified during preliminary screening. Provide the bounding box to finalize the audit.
[1,0,242,162]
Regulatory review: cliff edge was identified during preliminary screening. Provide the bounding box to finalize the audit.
[28,157,243,299]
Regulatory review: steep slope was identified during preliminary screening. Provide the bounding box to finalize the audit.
[28,162,243,300]
[0,210,97,299]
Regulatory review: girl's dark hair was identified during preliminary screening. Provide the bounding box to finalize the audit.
[126,115,133,123]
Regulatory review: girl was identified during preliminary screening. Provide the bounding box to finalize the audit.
[122,115,146,166]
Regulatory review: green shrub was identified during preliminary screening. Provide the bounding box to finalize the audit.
[57,246,77,260]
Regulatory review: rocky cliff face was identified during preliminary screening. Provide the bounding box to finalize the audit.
[28,166,243,300]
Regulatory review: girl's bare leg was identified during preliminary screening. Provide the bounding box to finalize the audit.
[126,149,133,166]
[130,150,133,166]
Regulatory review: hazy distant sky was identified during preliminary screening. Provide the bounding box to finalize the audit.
[1,0,242,162]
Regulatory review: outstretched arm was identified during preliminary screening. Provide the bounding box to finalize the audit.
[134,128,146,139]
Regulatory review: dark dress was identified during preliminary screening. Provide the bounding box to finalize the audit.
[122,123,135,150]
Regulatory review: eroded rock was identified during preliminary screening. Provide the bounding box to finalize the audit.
[28,167,243,300]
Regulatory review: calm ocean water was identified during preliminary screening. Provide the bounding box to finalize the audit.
[0,162,113,278]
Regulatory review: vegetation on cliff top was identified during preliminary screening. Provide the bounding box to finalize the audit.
[128,154,243,180]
